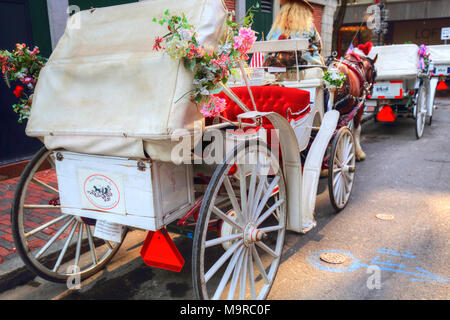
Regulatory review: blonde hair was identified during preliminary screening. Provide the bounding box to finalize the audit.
[272,2,313,37]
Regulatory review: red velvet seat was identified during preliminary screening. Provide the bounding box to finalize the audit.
[216,86,311,124]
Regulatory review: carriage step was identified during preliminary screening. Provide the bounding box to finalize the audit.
[140,228,185,272]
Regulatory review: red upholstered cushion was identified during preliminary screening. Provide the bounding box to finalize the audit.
[215,86,310,124]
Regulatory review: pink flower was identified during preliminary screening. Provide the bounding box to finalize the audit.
[233,27,256,58]
[211,54,232,79]
[200,96,227,118]
[22,77,34,85]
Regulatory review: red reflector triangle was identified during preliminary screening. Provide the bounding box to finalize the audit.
[436,80,448,91]
[377,105,396,122]
[140,229,185,272]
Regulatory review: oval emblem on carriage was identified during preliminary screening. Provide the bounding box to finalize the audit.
[83,174,120,210]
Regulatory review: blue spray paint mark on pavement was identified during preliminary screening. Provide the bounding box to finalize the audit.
[307,248,450,284]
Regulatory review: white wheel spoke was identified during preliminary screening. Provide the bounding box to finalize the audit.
[74,222,84,268]
[239,249,249,300]
[254,176,280,221]
[256,241,279,258]
[35,217,75,259]
[25,214,69,238]
[251,245,269,284]
[258,225,284,233]
[31,178,59,194]
[205,233,243,248]
[251,175,267,221]
[212,245,244,300]
[24,204,61,210]
[104,240,113,250]
[86,225,98,266]
[53,221,78,272]
[223,176,244,221]
[212,206,243,231]
[247,164,259,217]
[247,249,257,299]
[239,168,248,221]
[223,176,244,223]
[205,240,242,283]
[256,199,284,227]
[227,247,245,300]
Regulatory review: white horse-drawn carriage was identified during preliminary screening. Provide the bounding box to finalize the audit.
[11,0,356,300]
[364,44,431,139]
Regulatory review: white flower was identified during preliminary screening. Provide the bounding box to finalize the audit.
[179,28,194,41]
[200,87,210,95]
[330,72,340,81]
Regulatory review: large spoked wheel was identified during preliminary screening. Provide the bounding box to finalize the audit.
[328,127,356,212]
[193,141,287,300]
[11,147,126,283]
[415,84,427,139]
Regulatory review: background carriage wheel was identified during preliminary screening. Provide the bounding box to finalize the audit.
[11,147,127,283]
[415,84,427,139]
[193,141,286,300]
[328,127,356,212]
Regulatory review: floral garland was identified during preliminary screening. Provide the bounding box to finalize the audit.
[0,44,46,123]
[418,44,431,73]
[152,9,257,117]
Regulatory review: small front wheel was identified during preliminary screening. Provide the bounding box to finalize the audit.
[193,141,287,300]
[328,127,356,212]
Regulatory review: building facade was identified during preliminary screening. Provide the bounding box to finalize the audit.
[338,0,450,56]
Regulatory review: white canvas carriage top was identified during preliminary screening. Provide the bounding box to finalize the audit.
[26,0,228,161]
[428,45,450,65]
[365,44,420,80]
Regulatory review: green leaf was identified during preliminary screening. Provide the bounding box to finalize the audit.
[3,72,11,88]
[209,88,222,94]
[164,9,170,16]
[152,18,157,22]
[184,58,196,72]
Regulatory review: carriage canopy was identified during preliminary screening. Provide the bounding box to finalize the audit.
[428,45,450,65]
[365,44,420,80]
[26,0,228,161]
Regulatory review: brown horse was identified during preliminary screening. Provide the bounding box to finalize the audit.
[330,50,378,161]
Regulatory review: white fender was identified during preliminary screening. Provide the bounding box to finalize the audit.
[428,77,438,116]
[301,110,339,232]
[237,111,303,233]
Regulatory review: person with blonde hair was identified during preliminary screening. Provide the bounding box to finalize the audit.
[264,0,324,67]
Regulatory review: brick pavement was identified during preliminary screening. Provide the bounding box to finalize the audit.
[0,169,63,264]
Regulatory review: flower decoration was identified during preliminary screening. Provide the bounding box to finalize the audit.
[418,44,431,73]
[0,44,46,123]
[323,67,346,89]
[152,9,257,117]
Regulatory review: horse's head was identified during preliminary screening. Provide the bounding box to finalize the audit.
[345,51,378,93]
[361,54,377,88]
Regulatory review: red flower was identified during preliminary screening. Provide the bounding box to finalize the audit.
[13,85,24,98]
[153,36,164,51]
